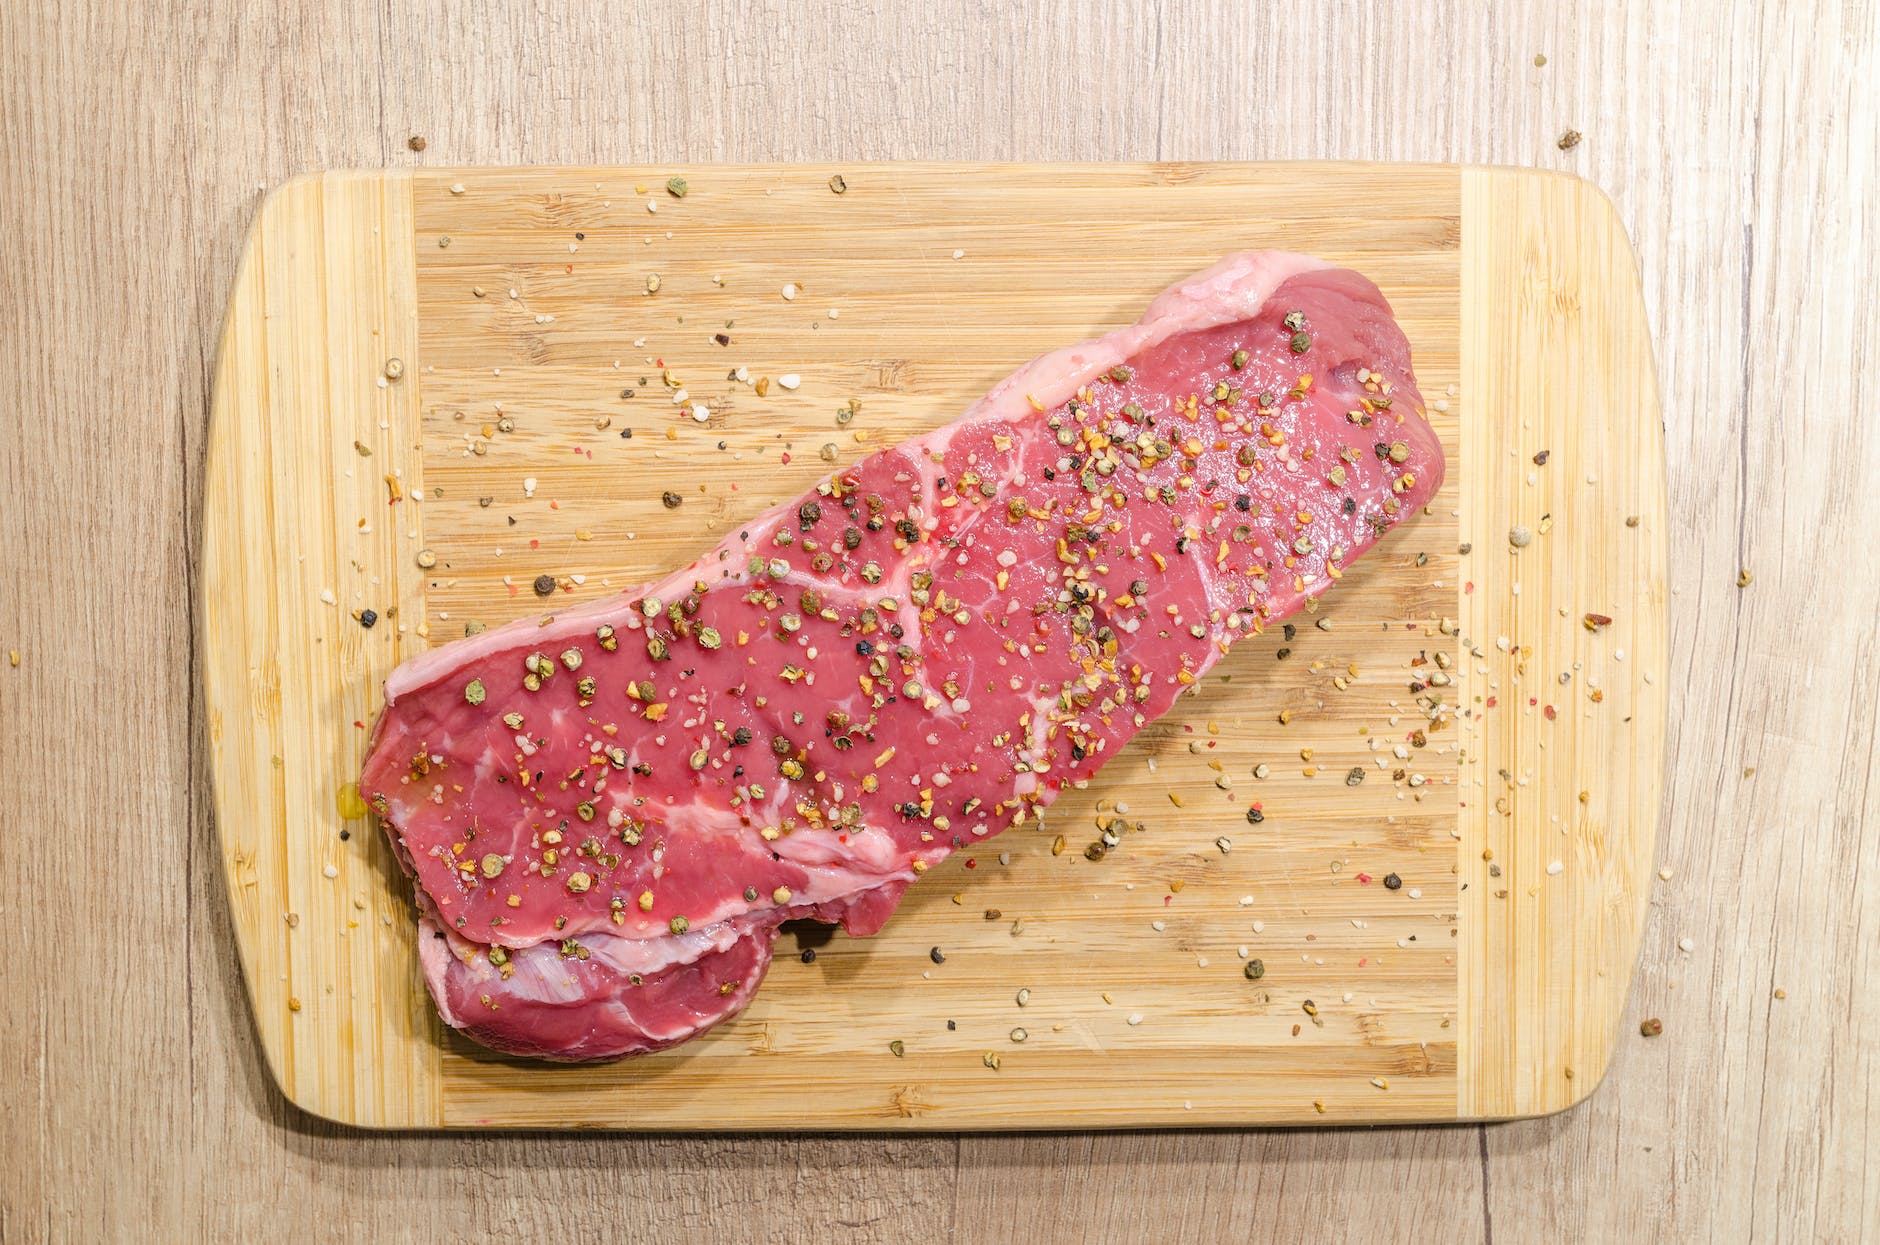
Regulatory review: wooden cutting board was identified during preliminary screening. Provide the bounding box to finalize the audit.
[202,163,1666,1130]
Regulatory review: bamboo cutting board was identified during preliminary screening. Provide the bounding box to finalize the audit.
[201,163,1666,1130]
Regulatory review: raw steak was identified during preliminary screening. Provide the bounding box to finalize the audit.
[361,250,1445,1061]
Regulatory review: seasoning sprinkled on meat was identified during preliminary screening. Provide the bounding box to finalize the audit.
[360,250,1445,1061]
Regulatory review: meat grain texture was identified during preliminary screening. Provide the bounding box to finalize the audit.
[361,251,1445,1060]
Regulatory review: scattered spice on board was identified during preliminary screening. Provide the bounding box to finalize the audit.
[532,574,556,597]
[666,176,688,198]
[1640,1018,1663,1037]
[828,174,848,194]
[406,134,427,151]
[1737,568,1753,587]
[1557,129,1582,150]
[888,1039,904,1057]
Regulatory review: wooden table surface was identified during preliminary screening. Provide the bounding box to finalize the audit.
[2,2,1872,1240]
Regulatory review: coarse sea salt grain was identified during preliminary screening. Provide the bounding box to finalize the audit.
[777,374,801,390]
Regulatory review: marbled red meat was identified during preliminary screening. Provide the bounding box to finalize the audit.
[361,250,1444,1060]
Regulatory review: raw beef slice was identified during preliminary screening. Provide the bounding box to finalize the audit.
[361,250,1445,1061]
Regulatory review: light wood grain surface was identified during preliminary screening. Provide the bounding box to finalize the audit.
[201,161,1662,1130]
[1,0,1872,1240]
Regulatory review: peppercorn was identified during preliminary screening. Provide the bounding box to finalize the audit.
[532,574,555,596]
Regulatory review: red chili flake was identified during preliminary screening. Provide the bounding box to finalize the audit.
[549,500,560,510]
[529,539,540,548]
[1485,696,1498,708]
[963,858,977,869]
[780,453,792,465]
[1528,697,1538,706]
[1464,581,1475,594]
[1543,704,1558,720]
[353,720,366,730]
[1163,894,1173,906]
[1358,957,1368,967]
[1356,872,1373,884]
[565,263,573,274]
[506,582,519,597]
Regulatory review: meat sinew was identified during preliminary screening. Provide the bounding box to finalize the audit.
[362,251,1444,1061]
